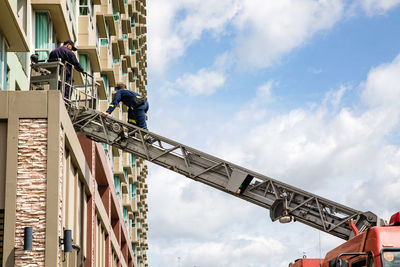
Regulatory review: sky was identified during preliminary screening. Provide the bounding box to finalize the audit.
[143,1,400,266]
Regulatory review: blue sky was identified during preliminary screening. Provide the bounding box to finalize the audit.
[144,1,400,266]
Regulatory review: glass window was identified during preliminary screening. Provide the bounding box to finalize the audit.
[78,53,91,74]
[131,184,136,197]
[79,0,90,16]
[35,12,53,60]
[0,32,3,90]
[130,16,135,27]
[114,176,120,197]
[100,38,108,46]
[113,12,120,22]
[131,154,135,168]
[123,207,128,224]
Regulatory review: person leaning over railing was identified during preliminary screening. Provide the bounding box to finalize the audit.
[48,40,88,99]
[101,83,152,143]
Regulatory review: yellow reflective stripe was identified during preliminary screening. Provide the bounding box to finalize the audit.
[109,104,114,107]
[129,119,136,124]
[137,96,143,98]
[131,106,134,110]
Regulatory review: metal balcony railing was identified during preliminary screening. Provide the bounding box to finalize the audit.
[29,55,99,110]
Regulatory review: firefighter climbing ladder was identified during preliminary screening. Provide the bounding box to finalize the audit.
[29,60,381,242]
[68,105,380,241]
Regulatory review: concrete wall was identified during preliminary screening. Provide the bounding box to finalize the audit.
[0,89,136,267]
[6,52,29,91]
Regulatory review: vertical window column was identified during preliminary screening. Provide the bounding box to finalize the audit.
[0,31,8,90]
[35,12,53,60]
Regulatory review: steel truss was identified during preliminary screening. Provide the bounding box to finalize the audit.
[69,106,380,240]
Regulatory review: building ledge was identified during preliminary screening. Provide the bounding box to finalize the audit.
[0,0,29,51]
[31,0,73,42]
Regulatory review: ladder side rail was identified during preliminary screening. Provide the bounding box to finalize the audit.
[70,107,377,240]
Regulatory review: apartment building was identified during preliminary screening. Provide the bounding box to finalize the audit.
[0,0,149,266]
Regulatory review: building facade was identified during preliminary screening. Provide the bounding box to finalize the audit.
[0,0,149,266]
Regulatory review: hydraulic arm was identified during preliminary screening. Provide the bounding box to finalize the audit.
[68,106,380,240]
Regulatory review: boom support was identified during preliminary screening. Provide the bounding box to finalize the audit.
[68,106,380,240]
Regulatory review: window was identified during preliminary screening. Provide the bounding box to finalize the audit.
[131,184,136,198]
[0,31,8,90]
[100,38,108,46]
[131,154,135,168]
[123,207,128,225]
[114,176,120,197]
[113,12,120,21]
[130,16,135,27]
[78,54,92,74]
[79,0,90,15]
[79,0,94,27]
[35,12,55,60]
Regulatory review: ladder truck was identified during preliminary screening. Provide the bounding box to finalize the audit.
[31,60,400,267]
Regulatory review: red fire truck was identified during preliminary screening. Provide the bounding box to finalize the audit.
[289,212,400,267]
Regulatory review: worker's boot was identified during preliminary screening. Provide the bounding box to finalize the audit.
[144,134,153,144]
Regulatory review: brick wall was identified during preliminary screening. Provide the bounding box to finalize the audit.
[14,119,48,266]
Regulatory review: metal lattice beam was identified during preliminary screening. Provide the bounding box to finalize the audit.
[68,106,380,240]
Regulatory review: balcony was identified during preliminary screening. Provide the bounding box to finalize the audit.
[122,58,128,74]
[122,193,132,211]
[128,69,134,83]
[132,197,138,215]
[31,0,73,42]
[113,63,121,83]
[96,14,107,38]
[77,17,101,72]
[128,174,134,184]
[99,45,117,87]
[0,0,29,51]
[128,2,134,17]
[95,76,107,100]
[104,15,117,36]
[113,155,124,177]
[122,152,132,173]
[121,16,131,34]
[131,228,139,244]
[119,0,126,14]
[118,39,128,56]
[111,40,120,59]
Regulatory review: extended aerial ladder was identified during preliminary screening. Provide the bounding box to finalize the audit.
[31,60,381,241]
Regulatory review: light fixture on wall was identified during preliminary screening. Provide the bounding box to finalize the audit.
[24,226,33,250]
[59,229,81,254]
[59,229,72,252]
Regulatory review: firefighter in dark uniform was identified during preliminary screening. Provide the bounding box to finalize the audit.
[48,40,87,98]
[102,83,150,134]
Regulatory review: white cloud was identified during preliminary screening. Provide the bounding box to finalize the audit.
[147,0,400,74]
[357,0,400,15]
[147,54,400,266]
[148,0,346,74]
[362,54,400,109]
[235,81,274,121]
[233,0,344,68]
[147,0,239,75]
[153,235,287,267]
[175,68,226,96]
